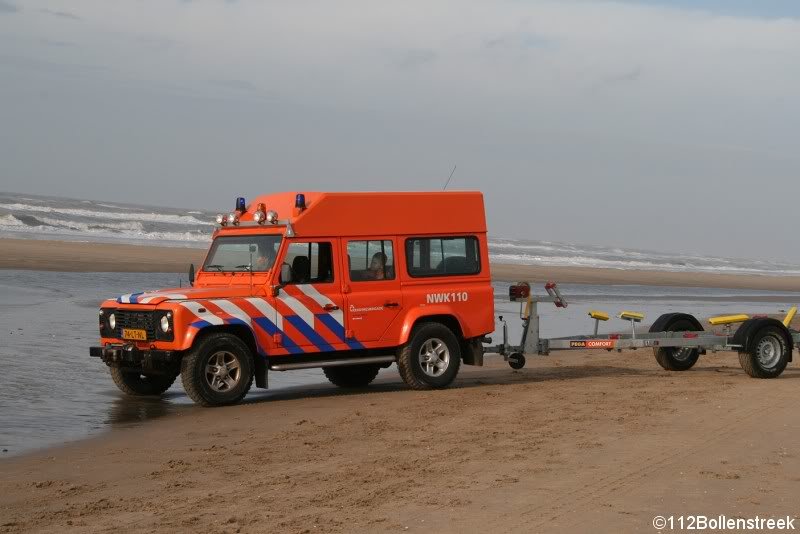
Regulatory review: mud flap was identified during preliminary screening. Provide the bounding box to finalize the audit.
[462,339,484,366]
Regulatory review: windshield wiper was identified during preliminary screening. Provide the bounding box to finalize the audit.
[204,264,224,271]
[234,264,252,271]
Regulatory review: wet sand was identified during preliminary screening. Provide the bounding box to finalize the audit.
[1,350,798,533]
[3,238,800,291]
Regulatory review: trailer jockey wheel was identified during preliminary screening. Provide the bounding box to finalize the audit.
[508,352,526,370]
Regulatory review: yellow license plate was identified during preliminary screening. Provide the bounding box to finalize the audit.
[121,328,147,341]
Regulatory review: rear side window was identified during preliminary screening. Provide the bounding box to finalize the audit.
[405,236,480,277]
[347,240,395,281]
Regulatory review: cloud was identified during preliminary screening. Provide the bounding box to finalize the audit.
[40,39,76,48]
[40,8,81,21]
[389,48,437,69]
[603,66,644,84]
[208,79,259,92]
[0,0,18,14]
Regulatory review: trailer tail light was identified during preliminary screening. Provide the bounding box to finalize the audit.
[509,282,530,301]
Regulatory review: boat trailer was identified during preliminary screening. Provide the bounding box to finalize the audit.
[484,282,799,378]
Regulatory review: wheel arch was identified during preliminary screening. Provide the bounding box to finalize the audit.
[398,310,465,345]
[189,324,268,388]
[733,318,793,362]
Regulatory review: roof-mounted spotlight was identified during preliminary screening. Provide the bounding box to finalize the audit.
[266,210,278,224]
[252,203,267,224]
[215,213,226,226]
[226,212,240,226]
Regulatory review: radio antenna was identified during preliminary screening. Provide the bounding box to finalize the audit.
[442,164,457,191]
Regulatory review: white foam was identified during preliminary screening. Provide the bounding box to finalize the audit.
[0,202,214,226]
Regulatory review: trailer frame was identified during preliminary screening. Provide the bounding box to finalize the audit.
[483,282,799,377]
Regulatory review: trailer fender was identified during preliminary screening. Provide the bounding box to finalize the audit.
[732,318,793,362]
[649,313,704,333]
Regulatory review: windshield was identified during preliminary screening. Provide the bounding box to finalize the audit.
[203,235,282,272]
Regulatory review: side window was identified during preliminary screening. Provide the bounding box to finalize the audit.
[283,242,334,284]
[405,236,480,277]
[347,240,395,281]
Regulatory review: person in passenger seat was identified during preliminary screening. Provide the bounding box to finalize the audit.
[366,252,387,280]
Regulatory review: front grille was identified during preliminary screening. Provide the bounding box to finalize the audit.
[115,310,156,340]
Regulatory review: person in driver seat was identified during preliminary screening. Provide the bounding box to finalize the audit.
[253,244,276,271]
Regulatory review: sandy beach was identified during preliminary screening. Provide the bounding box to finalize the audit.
[2,349,799,533]
[2,236,800,533]
[3,238,800,291]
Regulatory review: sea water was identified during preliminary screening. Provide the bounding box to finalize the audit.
[4,191,800,275]
[1,270,799,457]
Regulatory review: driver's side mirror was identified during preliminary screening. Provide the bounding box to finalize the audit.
[279,263,292,284]
[189,263,195,287]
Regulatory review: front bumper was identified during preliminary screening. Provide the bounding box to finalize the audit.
[90,344,180,375]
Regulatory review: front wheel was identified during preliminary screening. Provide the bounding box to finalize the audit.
[396,323,461,390]
[110,368,177,396]
[738,326,790,378]
[180,333,254,406]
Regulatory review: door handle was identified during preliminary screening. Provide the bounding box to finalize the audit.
[384,301,400,308]
[324,304,339,311]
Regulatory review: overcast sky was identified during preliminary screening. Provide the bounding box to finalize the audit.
[1,1,798,261]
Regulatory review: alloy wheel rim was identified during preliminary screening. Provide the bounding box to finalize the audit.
[418,338,450,377]
[205,350,241,392]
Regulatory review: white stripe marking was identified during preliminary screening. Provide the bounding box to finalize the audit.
[211,300,255,327]
[180,301,224,325]
[245,298,283,331]
[297,285,344,326]
[278,294,315,328]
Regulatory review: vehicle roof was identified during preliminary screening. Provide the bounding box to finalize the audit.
[219,191,487,238]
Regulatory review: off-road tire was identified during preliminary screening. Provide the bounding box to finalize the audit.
[738,325,790,378]
[323,364,381,388]
[109,368,177,396]
[180,333,254,407]
[651,317,702,371]
[396,322,461,390]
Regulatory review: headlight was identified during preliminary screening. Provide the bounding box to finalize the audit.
[160,312,172,333]
[108,313,116,330]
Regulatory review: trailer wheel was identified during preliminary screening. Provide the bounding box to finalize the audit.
[508,352,526,370]
[180,333,254,406]
[738,325,790,378]
[649,315,702,371]
[396,322,461,390]
[109,368,177,396]
[323,364,381,388]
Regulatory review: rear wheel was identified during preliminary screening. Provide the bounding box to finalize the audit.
[323,364,381,388]
[180,333,254,406]
[397,323,461,390]
[738,326,789,378]
[109,368,177,396]
[650,317,702,371]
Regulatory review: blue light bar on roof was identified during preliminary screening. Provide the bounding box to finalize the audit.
[236,197,246,211]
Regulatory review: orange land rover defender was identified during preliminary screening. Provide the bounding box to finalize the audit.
[91,192,495,406]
